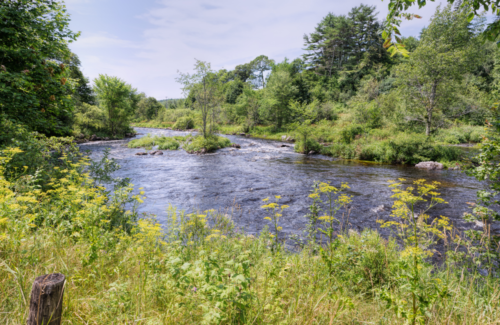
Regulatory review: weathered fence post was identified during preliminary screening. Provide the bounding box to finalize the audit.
[27,273,65,325]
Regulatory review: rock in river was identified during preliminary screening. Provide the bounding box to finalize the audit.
[415,161,444,170]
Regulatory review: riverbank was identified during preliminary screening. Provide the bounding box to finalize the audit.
[3,131,500,324]
[132,121,480,166]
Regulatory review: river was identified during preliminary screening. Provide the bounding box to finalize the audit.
[80,127,487,238]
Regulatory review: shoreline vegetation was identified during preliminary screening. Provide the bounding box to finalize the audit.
[132,121,477,167]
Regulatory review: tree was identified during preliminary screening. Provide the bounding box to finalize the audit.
[65,52,96,106]
[261,69,298,129]
[136,96,164,120]
[383,0,500,56]
[394,5,476,136]
[0,0,79,136]
[303,5,389,92]
[289,100,319,153]
[93,75,137,136]
[177,60,223,138]
[235,88,261,129]
[250,55,274,88]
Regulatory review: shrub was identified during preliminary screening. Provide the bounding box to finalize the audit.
[339,124,364,144]
[128,135,181,150]
[173,116,195,130]
[294,138,323,154]
[184,135,231,153]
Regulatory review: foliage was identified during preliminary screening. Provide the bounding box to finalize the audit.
[0,0,79,136]
[72,102,106,135]
[261,196,289,251]
[383,0,500,56]
[135,96,164,121]
[173,116,195,130]
[183,135,231,153]
[177,60,224,138]
[93,74,138,137]
[127,134,186,151]
[378,179,452,325]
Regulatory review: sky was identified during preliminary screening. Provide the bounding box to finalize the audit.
[65,0,449,99]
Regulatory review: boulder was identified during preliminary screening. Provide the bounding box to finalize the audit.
[245,134,251,138]
[90,134,98,141]
[239,133,246,136]
[415,161,444,170]
[200,148,207,154]
[135,152,147,156]
[103,137,110,141]
[154,151,163,155]
[231,144,241,149]
[308,151,317,155]
[280,144,289,148]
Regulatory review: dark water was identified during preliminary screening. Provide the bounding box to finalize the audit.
[80,127,486,237]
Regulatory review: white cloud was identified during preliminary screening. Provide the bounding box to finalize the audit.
[69,0,448,98]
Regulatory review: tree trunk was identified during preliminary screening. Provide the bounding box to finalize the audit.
[27,273,65,325]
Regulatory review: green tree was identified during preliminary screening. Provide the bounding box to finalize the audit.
[93,75,137,136]
[136,96,164,120]
[303,5,388,92]
[177,60,223,138]
[235,88,261,129]
[250,55,274,88]
[383,0,500,56]
[0,0,79,136]
[393,5,477,136]
[261,69,298,129]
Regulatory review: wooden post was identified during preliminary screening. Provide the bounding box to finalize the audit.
[27,273,65,325]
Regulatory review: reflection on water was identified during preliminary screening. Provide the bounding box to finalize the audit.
[80,127,485,237]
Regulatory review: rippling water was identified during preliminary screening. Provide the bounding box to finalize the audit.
[80,127,486,237]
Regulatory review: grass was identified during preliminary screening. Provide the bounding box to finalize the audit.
[128,134,192,150]
[184,135,231,153]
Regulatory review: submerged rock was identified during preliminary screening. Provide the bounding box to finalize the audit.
[135,152,147,156]
[415,161,444,170]
[148,150,163,155]
[280,144,290,148]
[371,205,385,213]
[308,151,317,155]
[231,144,241,149]
[239,133,246,136]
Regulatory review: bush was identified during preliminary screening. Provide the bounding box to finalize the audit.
[184,135,231,153]
[327,131,462,164]
[173,116,195,130]
[294,138,323,154]
[128,135,183,150]
[434,125,485,144]
[339,124,364,144]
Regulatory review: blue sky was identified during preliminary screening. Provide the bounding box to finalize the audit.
[65,0,448,99]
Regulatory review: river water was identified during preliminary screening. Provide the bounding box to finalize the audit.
[80,127,486,238]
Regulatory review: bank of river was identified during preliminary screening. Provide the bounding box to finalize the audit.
[80,127,488,238]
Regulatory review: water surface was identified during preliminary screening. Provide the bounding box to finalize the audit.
[80,127,485,237]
